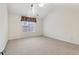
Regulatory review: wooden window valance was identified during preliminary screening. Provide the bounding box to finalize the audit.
[21,16,37,22]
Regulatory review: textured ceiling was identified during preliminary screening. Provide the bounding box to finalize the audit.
[7,3,55,19]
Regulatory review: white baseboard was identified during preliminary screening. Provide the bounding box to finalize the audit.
[43,35,79,46]
[8,35,43,41]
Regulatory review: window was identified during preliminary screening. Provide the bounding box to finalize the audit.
[21,16,37,32]
[22,21,36,32]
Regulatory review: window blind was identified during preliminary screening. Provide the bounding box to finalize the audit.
[21,16,37,22]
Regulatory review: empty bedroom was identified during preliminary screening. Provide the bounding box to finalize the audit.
[0,3,79,55]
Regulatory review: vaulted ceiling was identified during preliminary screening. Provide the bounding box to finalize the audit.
[7,3,55,19]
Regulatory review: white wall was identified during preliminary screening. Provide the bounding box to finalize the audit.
[0,4,8,52]
[8,14,43,40]
[43,4,79,45]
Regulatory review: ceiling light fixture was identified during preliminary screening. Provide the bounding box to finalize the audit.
[38,3,45,7]
[27,3,46,17]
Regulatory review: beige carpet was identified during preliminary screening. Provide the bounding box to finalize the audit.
[5,36,79,55]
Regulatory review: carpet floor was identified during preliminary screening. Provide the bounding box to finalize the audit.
[5,36,79,55]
